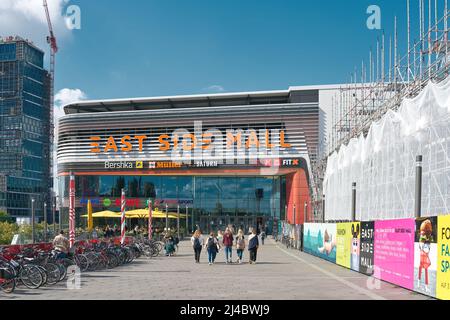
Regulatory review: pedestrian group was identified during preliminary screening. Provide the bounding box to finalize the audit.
[190,227,260,265]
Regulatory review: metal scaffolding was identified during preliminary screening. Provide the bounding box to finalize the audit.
[309,0,450,221]
[330,0,450,154]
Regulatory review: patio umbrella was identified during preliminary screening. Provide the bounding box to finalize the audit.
[81,210,121,218]
[125,208,186,219]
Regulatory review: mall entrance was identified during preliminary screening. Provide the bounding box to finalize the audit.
[198,215,270,234]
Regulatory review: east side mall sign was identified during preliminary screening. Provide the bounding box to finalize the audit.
[89,130,292,154]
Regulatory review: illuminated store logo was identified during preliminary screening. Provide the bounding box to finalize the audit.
[150,161,183,169]
[104,161,133,169]
[135,161,143,169]
[89,129,292,154]
[194,160,218,168]
[259,159,300,167]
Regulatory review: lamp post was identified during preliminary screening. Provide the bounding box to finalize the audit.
[165,203,169,232]
[415,155,423,218]
[43,202,47,242]
[57,195,62,232]
[351,182,357,221]
[31,197,35,243]
[52,199,56,236]
[293,203,296,226]
[177,204,180,239]
[185,205,188,237]
[304,201,308,223]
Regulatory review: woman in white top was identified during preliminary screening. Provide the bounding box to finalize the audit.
[191,230,204,263]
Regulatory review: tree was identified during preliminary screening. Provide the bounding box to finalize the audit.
[0,221,19,245]
[0,211,9,217]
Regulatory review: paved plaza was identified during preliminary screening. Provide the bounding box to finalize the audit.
[3,239,433,300]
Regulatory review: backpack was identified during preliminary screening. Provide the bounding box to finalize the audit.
[237,237,245,248]
[207,237,216,249]
[193,237,201,249]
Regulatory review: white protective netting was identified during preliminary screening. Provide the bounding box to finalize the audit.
[324,76,450,221]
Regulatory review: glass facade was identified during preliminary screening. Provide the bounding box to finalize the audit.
[0,39,51,218]
[60,175,284,233]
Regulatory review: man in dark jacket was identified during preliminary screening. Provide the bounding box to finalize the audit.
[223,227,234,264]
[248,228,259,264]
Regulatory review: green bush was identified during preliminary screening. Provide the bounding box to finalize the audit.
[0,221,19,245]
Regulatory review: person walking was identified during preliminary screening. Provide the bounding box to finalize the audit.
[261,230,266,245]
[235,229,246,264]
[164,233,175,256]
[191,230,204,263]
[205,231,219,265]
[248,228,259,264]
[223,227,234,264]
[217,230,224,248]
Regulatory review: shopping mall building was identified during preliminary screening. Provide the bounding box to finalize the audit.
[57,86,330,234]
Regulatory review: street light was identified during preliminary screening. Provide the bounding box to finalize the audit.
[31,197,35,243]
[53,199,56,236]
[293,203,296,226]
[185,205,189,236]
[43,202,47,242]
[165,203,168,232]
[177,204,180,239]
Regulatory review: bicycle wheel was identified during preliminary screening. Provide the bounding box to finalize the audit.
[19,265,43,289]
[74,254,89,272]
[35,265,48,286]
[106,254,118,269]
[0,267,16,293]
[57,262,67,281]
[44,263,61,285]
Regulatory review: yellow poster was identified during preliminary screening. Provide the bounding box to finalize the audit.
[336,223,352,268]
[437,215,450,300]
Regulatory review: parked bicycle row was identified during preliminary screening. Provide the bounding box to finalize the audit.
[0,234,165,294]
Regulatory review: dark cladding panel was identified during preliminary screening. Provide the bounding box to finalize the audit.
[289,90,319,104]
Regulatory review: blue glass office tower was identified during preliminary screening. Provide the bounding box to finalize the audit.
[0,36,52,220]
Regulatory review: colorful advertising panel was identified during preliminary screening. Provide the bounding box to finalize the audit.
[414,217,437,297]
[336,223,352,269]
[303,223,337,263]
[350,222,361,272]
[374,219,415,290]
[437,215,450,300]
[359,221,375,275]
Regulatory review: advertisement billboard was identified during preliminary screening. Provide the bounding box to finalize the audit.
[303,223,337,263]
[414,217,437,297]
[336,223,352,269]
[437,215,450,300]
[374,219,415,290]
[359,221,375,275]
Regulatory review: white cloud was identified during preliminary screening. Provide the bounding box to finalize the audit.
[0,0,72,50]
[203,85,225,93]
[53,88,87,194]
[55,87,87,108]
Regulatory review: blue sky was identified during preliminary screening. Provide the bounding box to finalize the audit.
[45,1,421,99]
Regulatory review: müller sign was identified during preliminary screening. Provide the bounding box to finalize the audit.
[89,129,292,154]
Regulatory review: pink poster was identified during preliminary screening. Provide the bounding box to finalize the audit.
[374,219,415,290]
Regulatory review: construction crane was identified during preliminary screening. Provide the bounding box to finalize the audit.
[43,0,58,202]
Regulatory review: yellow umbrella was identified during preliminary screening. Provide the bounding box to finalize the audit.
[124,208,186,219]
[87,200,93,231]
[81,210,121,218]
